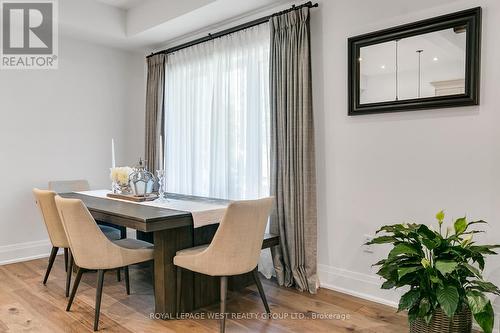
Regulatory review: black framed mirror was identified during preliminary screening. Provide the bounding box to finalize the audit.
[348,7,481,115]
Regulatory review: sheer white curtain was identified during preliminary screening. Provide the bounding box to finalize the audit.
[164,24,273,277]
[165,24,270,201]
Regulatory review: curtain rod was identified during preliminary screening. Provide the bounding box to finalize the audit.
[146,1,319,59]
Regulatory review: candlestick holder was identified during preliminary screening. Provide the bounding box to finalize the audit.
[156,169,168,202]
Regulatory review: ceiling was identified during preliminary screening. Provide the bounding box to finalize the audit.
[66,0,293,51]
[93,0,144,9]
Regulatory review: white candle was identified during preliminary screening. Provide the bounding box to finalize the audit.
[111,138,116,168]
[159,135,164,170]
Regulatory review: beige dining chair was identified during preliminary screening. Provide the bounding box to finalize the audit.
[48,180,124,239]
[49,179,126,280]
[55,196,154,331]
[34,185,125,287]
[174,197,274,333]
[33,188,74,298]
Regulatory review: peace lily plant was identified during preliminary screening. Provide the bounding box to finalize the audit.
[367,211,500,333]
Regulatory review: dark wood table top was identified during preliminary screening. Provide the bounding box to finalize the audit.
[60,192,198,232]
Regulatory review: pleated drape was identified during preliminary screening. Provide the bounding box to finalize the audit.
[269,7,318,293]
[144,54,166,172]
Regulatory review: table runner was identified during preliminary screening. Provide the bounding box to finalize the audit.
[76,190,228,228]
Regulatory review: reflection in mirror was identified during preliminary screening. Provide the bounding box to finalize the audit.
[359,27,467,104]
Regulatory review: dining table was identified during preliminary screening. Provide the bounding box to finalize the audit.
[59,191,279,317]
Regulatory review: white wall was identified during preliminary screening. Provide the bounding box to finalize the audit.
[312,0,500,318]
[0,36,145,264]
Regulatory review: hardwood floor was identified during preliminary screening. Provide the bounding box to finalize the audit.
[0,255,412,332]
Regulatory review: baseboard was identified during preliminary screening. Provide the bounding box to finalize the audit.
[318,264,401,308]
[0,230,137,267]
[0,239,57,266]
[318,264,500,331]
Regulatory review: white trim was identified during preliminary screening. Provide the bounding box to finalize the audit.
[318,264,401,308]
[321,281,399,308]
[0,239,57,265]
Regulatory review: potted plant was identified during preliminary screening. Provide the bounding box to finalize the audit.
[367,211,500,333]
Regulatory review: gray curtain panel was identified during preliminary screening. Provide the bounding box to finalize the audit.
[144,54,166,172]
[269,7,318,293]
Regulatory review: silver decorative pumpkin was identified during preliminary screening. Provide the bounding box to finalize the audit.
[129,158,156,196]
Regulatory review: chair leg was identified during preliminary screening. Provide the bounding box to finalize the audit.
[67,267,83,311]
[43,247,59,285]
[64,248,68,272]
[124,266,130,295]
[220,276,227,333]
[94,269,105,331]
[65,250,74,297]
[116,267,121,282]
[176,266,182,315]
[252,268,271,314]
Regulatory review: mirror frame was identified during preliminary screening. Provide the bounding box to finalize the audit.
[348,7,481,116]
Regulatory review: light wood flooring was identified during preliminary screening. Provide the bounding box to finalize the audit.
[0,255,412,332]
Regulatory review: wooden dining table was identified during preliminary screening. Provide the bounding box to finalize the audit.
[60,192,279,317]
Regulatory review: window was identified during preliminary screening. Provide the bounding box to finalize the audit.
[164,24,270,200]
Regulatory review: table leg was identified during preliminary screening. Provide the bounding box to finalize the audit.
[153,226,194,316]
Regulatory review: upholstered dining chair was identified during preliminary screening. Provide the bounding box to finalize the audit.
[33,188,74,298]
[55,196,154,331]
[48,180,125,240]
[174,197,274,333]
[49,179,126,280]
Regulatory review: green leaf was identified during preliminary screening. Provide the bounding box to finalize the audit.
[377,264,397,280]
[376,224,407,234]
[366,236,397,245]
[381,280,396,289]
[408,306,419,323]
[474,255,485,270]
[473,301,494,333]
[436,286,459,317]
[470,245,500,255]
[461,263,482,278]
[418,224,437,239]
[373,259,386,266]
[470,280,500,295]
[398,289,420,312]
[421,238,439,250]
[435,260,459,276]
[398,266,421,279]
[389,244,420,258]
[436,210,445,222]
[467,220,487,228]
[430,275,442,285]
[466,290,489,314]
[454,217,467,235]
[418,298,431,317]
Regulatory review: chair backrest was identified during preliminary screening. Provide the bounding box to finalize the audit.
[32,188,69,248]
[54,196,122,270]
[48,180,90,193]
[204,197,274,275]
